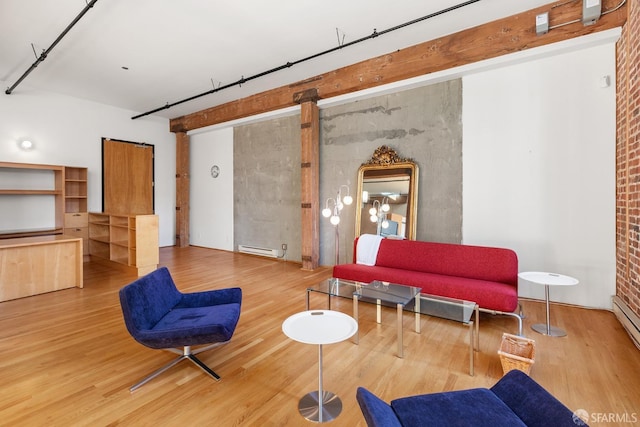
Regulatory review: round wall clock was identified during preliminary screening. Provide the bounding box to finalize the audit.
[210,165,220,178]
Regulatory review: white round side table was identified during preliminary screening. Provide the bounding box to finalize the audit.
[518,271,579,337]
[282,310,358,423]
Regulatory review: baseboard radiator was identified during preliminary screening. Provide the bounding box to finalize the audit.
[238,244,279,258]
[612,295,640,350]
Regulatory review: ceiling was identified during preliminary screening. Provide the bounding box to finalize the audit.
[1,0,551,120]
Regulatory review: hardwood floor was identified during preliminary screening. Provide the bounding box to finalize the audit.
[1,246,638,426]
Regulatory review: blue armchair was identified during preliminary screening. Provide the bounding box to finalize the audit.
[119,267,242,392]
[356,369,586,426]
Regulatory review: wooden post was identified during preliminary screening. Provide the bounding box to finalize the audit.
[175,131,190,247]
[296,89,320,270]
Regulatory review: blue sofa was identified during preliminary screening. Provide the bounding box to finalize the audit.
[356,370,586,426]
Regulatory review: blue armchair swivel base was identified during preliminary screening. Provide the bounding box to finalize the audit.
[119,267,242,392]
[356,370,587,426]
[129,343,225,392]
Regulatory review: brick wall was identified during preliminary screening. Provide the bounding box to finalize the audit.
[616,0,640,318]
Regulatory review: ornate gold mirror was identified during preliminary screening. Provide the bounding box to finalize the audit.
[355,146,419,239]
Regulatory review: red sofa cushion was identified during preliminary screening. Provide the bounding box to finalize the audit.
[374,239,517,285]
[332,264,518,312]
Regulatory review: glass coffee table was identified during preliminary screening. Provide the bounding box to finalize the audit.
[307,278,421,358]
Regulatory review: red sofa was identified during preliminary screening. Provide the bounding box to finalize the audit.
[333,238,522,333]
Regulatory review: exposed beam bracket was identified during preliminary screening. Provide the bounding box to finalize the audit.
[293,88,320,104]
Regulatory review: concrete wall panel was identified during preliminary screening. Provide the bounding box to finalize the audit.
[233,80,462,265]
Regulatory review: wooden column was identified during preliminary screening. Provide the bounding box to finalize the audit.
[175,131,190,247]
[296,89,320,270]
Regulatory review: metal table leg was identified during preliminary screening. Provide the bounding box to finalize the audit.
[298,344,342,423]
[468,320,474,376]
[353,294,359,345]
[532,284,567,337]
[397,303,403,358]
[415,294,421,333]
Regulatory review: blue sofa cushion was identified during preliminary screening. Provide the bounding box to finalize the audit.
[356,387,402,427]
[120,267,183,331]
[147,304,240,347]
[391,388,527,427]
[491,370,584,426]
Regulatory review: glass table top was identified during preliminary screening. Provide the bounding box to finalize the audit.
[308,278,365,299]
[354,280,420,306]
[308,278,420,307]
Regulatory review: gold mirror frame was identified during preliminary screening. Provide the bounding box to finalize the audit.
[355,146,419,240]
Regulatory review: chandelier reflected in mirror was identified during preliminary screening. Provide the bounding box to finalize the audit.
[369,197,391,235]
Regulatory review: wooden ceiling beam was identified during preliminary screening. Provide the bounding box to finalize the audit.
[170,0,626,133]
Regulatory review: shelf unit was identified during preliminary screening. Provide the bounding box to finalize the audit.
[63,166,89,258]
[0,162,65,237]
[64,167,88,213]
[88,213,159,276]
[0,162,89,259]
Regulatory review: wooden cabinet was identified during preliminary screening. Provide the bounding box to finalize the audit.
[63,167,89,257]
[63,214,89,257]
[0,163,87,299]
[89,213,158,276]
[0,162,88,247]
[0,235,83,302]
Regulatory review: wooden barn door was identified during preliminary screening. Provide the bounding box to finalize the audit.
[102,138,154,214]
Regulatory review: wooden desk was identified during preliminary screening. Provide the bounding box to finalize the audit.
[0,235,83,302]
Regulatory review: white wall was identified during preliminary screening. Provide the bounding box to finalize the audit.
[462,43,616,309]
[189,127,234,250]
[0,84,176,247]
